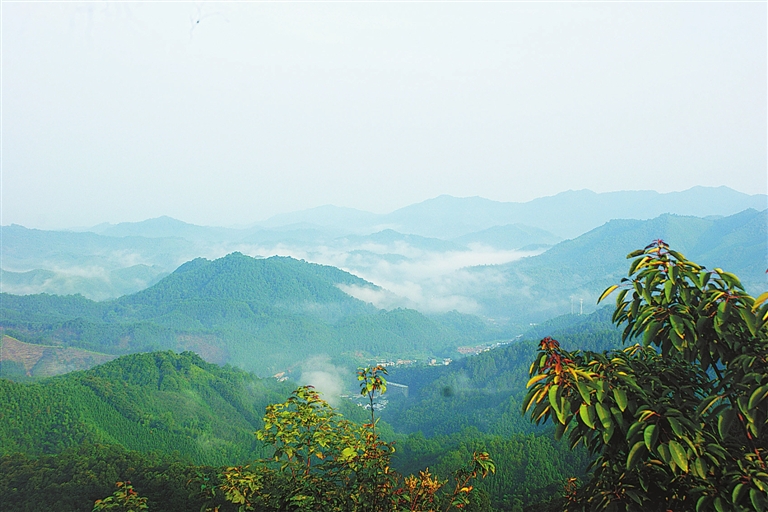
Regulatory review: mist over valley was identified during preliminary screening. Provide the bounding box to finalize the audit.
[2,187,765,384]
[3,2,767,508]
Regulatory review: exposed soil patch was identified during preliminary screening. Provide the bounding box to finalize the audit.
[0,334,115,378]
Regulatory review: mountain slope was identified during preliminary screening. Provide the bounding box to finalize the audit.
[5,187,765,302]
[376,187,767,239]
[119,253,374,311]
[382,307,622,437]
[92,216,251,243]
[452,223,561,250]
[247,187,766,240]
[335,229,467,253]
[458,209,767,324]
[0,351,294,464]
[1,224,196,270]
[0,254,496,376]
[0,335,115,381]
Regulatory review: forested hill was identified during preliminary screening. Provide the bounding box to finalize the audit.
[381,307,622,438]
[0,253,502,376]
[462,208,768,323]
[0,351,296,465]
[0,348,583,512]
[0,308,628,511]
[120,252,375,309]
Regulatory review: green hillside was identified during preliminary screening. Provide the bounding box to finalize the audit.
[1,224,195,272]
[465,209,767,323]
[0,253,498,376]
[381,307,622,438]
[0,351,294,465]
[0,347,582,512]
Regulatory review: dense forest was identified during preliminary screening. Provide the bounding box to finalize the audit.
[0,312,619,510]
[0,351,297,464]
[1,238,766,511]
[0,253,508,377]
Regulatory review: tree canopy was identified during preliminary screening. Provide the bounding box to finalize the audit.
[524,240,768,511]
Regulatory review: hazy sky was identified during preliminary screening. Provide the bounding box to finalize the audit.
[3,1,766,229]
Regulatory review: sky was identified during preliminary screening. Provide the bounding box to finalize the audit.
[2,1,766,230]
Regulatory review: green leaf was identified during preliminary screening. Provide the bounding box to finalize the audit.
[629,256,650,275]
[602,421,615,443]
[751,488,767,510]
[595,402,612,429]
[664,279,674,303]
[693,457,708,479]
[718,270,743,289]
[669,440,688,472]
[627,420,643,440]
[613,388,628,412]
[670,315,685,339]
[716,300,731,326]
[668,417,684,437]
[548,385,561,419]
[554,421,566,441]
[739,307,758,336]
[696,395,721,417]
[599,285,619,303]
[556,396,568,424]
[748,384,768,410]
[718,408,737,439]
[732,483,746,505]
[644,424,657,451]
[703,270,715,288]
[643,321,663,347]
[657,443,671,465]
[526,374,548,388]
[696,495,710,512]
[579,403,596,429]
[668,249,685,261]
[626,441,646,469]
[753,291,768,310]
[576,381,591,404]
[521,389,538,414]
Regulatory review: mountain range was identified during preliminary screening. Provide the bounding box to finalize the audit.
[2,187,765,304]
[258,186,767,239]
[451,208,768,324]
[0,253,502,378]
[1,207,765,380]
[1,188,766,511]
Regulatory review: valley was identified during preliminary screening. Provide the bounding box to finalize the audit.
[0,187,766,511]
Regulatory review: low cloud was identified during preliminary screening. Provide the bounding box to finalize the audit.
[297,355,351,406]
[242,240,541,315]
[337,284,415,311]
[3,236,541,316]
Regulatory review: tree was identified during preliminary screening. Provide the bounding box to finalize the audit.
[217,376,495,511]
[93,481,149,512]
[523,240,768,511]
[358,365,388,436]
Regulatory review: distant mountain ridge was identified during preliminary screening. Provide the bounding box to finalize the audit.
[61,186,767,240]
[1,186,765,316]
[457,208,768,324]
[256,186,768,239]
[90,215,251,242]
[452,223,562,250]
